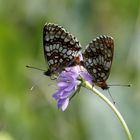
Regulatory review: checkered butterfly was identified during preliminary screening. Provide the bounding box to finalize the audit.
[82,35,114,89]
[43,23,114,89]
[43,23,81,76]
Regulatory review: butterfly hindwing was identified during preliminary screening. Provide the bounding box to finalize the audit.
[43,23,81,75]
[82,35,114,89]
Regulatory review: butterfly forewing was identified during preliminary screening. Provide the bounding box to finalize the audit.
[43,23,81,75]
[82,35,114,89]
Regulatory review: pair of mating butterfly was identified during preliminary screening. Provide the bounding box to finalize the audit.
[42,23,114,90]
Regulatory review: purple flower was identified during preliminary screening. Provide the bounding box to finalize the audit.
[52,65,93,111]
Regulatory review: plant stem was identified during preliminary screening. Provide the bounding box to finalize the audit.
[82,80,132,140]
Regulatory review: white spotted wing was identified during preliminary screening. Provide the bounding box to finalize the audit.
[82,35,114,89]
[43,23,81,75]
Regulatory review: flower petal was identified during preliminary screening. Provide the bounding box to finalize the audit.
[62,98,69,111]
[57,82,69,88]
[63,83,75,92]
[80,71,93,83]
[59,91,73,99]
[57,98,69,111]
[52,90,64,100]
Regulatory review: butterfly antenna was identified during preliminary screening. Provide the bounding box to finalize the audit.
[108,84,131,87]
[26,65,46,72]
[107,89,115,104]
[26,65,47,92]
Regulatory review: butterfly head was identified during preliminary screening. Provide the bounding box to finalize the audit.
[44,69,52,76]
[95,81,109,90]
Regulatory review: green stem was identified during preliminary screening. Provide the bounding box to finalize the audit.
[82,80,132,140]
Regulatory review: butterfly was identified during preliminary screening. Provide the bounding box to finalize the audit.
[43,23,114,89]
[43,23,81,76]
[82,35,114,89]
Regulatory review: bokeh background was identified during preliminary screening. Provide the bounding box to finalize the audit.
[0,0,140,140]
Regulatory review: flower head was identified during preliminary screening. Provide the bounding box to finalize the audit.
[52,65,93,111]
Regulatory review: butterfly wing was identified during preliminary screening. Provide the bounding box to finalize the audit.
[82,35,114,89]
[43,23,81,75]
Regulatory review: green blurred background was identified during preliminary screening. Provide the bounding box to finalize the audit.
[0,0,140,140]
